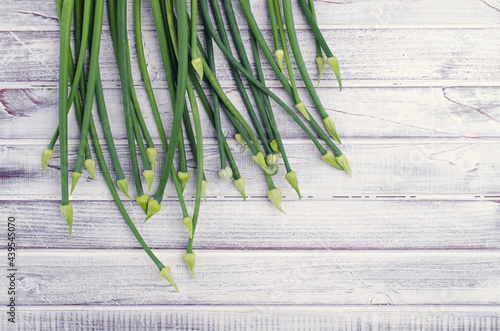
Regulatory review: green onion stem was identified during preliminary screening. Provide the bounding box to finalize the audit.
[307,0,325,86]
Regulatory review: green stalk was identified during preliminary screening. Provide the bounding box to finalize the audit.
[58,0,75,235]
[190,0,203,81]
[308,0,325,86]
[132,104,154,195]
[266,0,283,72]
[298,0,341,89]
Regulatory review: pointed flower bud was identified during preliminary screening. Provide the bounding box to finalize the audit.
[159,266,179,292]
[191,57,204,82]
[285,171,301,199]
[252,152,278,175]
[316,56,325,87]
[202,180,209,203]
[182,216,193,238]
[136,193,150,214]
[60,203,73,236]
[70,171,82,195]
[177,171,190,193]
[266,153,279,167]
[235,133,246,152]
[184,252,197,279]
[268,188,285,214]
[336,154,352,178]
[321,150,342,170]
[218,166,234,181]
[234,177,246,200]
[296,101,310,120]
[143,170,155,192]
[323,116,341,144]
[270,139,281,154]
[117,178,132,199]
[146,148,158,170]
[84,159,96,179]
[145,197,161,222]
[41,148,53,173]
[275,49,284,73]
[326,56,342,90]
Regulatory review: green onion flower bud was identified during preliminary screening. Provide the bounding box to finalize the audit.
[184,252,197,279]
[218,166,234,181]
[182,216,193,238]
[60,202,73,236]
[145,197,161,222]
[252,152,279,175]
[270,139,281,154]
[70,171,82,194]
[285,171,301,199]
[296,101,310,120]
[146,147,158,170]
[316,56,325,87]
[322,116,341,144]
[336,154,352,178]
[41,148,53,173]
[136,193,150,214]
[321,150,342,170]
[326,56,342,90]
[177,171,190,193]
[191,57,204,82]
[159,266,179,292]
[234,177,246,201]
[275,49,284,73]
[202,180,209,203]
[268,188,285,214]
[143,170,155,192]
[235,133,246,152]
[117,178,132,199]
[84,159,96,179]
[266,153,279,167]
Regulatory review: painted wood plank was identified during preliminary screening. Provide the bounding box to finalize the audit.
[2,199,500,250]
[3,0,500,29]
[8,250,500,305]
[2,86,500,141]
[2,141,500,199]
[1,28,499,84]
[5,306,500,331]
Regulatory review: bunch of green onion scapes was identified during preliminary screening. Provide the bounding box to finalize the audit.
[43,0,351,292]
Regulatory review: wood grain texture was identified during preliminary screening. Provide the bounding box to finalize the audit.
[2,86,500,141]
[5,306,500,331]
[2,199,500,250]
[8,250,500,305]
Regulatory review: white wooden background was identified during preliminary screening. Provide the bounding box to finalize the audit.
[2,0,500,329]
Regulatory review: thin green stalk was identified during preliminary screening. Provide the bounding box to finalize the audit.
[266,0,283,72]
[307,0,325,86]
[190,0,203,80]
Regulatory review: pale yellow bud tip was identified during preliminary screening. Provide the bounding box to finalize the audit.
[252,152,279,175]
[60,203,73,236]
[234,177,246,200]
[285,171,301,199]
[202,180,209,203]
[316,56,325,87]
[184,252,197,279]
[143,170,155,192]
[218,166,234,181]
[145,198,161,222]
[41,148,53,173]
[327,56,342,91]
[296,102,310,121]
[268,188,285,214]
[321,150,342,170]
[270,139,281,154]
[146,148,158,170]
[235,133,246,153]
[159,266,179,292]
[177,171,190,193]
[192,57,204,82]
[70,172,82,195]
[136,193,150,214]
[275,49,284,73]
[323,116,342,144]
[336,154,352,178]
[117,179,132,199]
[182,216,193,238]
[84,159,96,179]
[266,153,279,167]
